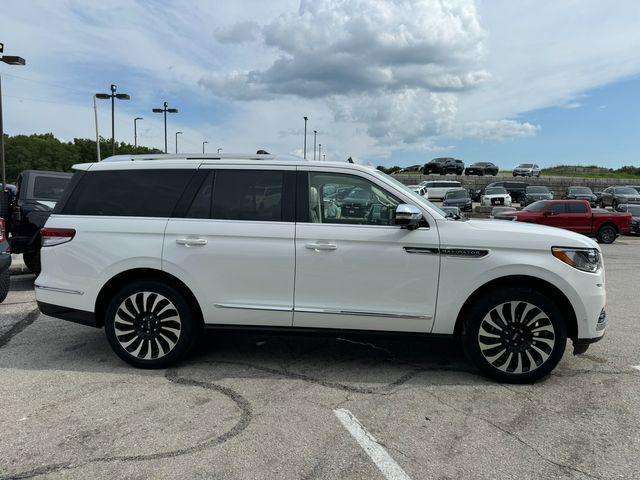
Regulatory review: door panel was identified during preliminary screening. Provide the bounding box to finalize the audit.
[293,169,440,333]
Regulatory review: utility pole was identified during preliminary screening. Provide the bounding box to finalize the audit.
[134,117,143,148]
[93,95,101,161]
[0,43,26,188]
[152,101,178,153]
[318,143,322,160]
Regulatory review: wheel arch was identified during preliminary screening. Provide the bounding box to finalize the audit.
[597,222,618,233]
[453,275,578,341]
[94,268,204,328]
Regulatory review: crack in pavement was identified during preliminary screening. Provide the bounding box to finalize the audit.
[0,308,40,349]
[1,367,252,480]
[425,391,604,480]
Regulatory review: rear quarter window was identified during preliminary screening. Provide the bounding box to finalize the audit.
[61,169,194,217]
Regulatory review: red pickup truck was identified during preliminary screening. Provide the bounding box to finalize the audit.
[495,200,632,244]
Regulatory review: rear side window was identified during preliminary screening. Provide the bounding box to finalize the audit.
[33,175,70,201]
[62,169,194,217]
[567,202,588,214]
[212,170,284,222]
[551,203,567,215]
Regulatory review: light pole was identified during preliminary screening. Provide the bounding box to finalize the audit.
[217,148,222,153]
[202,141,208,154]
[93,95,101,162]
[313,130,317,160]
[175,131,182,154]
[303,116,308,159]
[134,117,143,148]
[318,143,322,160]
[0,42,26,189]
[95,84,130,156]
[152,101,178,153]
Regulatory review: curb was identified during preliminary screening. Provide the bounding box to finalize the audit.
[9,254,30,276]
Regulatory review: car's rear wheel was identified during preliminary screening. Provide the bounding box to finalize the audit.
[461,287,567,383]
[597,225,617,244]
[0,270,10,303]
[104,280,197,368]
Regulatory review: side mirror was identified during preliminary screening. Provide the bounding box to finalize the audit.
[394,204,423,230]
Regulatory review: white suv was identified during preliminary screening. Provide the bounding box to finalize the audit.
[36,153,607,383]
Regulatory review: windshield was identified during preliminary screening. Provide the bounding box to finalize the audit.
[523,200,551,211]
[617,187,638,195]
[569,187,592,194]
[518,164,534,168]
[426,182,461,188]
[526,186,549,193]
[446,190,468,199]
[377,171,447,217]
[623,205,640,215]
[485,187,506,195]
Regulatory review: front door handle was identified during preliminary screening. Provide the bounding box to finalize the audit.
[176,238,208,247]
[305,241,338,251]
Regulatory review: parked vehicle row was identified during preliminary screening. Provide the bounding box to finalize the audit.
[35,153,607,383]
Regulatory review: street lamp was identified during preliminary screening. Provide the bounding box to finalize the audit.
[0,42,26,189]
[303,116,308,159]
[217,148,222,154]
[95,84,130,156]
[134,117,143,148]
[318,143,322,160]
[175,131,182,154]
[152,101,178,153]
[313,130,317,161]
[202,141,208,154]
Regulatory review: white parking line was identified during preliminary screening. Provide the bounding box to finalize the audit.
[334,408,412,480]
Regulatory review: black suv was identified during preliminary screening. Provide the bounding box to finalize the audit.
[10,170,72,274]
[422,158,464,175]
[484,181,528,203]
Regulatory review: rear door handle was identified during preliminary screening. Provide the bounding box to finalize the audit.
[305,241,337,251]
[176,238,208,247]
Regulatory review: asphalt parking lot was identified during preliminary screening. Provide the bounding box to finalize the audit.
[1,239,639,480]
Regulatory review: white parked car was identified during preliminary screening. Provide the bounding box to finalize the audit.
[36,153,606,383]
[481,186,512,207]
[407,184,427,196]
[423,180,462,201]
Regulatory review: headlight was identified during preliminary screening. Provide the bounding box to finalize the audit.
[552,247,601,273]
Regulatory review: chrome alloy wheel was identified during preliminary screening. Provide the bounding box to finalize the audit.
[478,301,555,374]
[114,292,182,360]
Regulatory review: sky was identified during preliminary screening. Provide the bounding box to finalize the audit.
[0,0,639,169]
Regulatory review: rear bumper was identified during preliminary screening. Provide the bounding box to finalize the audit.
[37,301,99,328]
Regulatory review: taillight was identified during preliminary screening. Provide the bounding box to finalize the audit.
[0,218,5,242]
[41,227,75,247]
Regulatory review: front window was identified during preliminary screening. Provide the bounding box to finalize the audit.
[446,190,469,199]
[33,176,70,201]
[308,172,401,225]
[569,187,593,195]
[485,187,507,195]
[616,187,638,195]
[526,186,549,194]
[518,164,534,168]
[624,205,640,215]
[376,171,447,217]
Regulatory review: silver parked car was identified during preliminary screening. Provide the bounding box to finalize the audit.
[513,163,541,177]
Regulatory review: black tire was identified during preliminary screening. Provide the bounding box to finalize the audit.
[0,270,9,303]
[596,225,617,244]
[104,280,198,368]
[23,251,41,275]
[461,287,567,383]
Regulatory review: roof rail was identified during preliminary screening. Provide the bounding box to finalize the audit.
[100,153,305,163]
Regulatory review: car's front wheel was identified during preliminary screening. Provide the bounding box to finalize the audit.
[461,287,567,383]
[104,280,198,368]
[597,225,617,244]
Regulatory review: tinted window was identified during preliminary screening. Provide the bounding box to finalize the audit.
[616,187,638,195]
[63,169,193,217]
[212,170,283,222]
[567,202,588,214]
[551,203,567,215]
[33,175,70,201]
[186,171,214,218]
[526,186,549,193]
[485,187,507,195]
[523,201,550,212]
[446,190,468,199]
[309,172,400,225]
[568,187,592,194]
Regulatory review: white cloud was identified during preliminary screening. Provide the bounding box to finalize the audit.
[462,120,540,141]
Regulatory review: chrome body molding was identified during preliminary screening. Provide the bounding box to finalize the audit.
[403,246,489,258]
[214,303,293,312]
[295,307,432,320]
[34,284,84,295]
